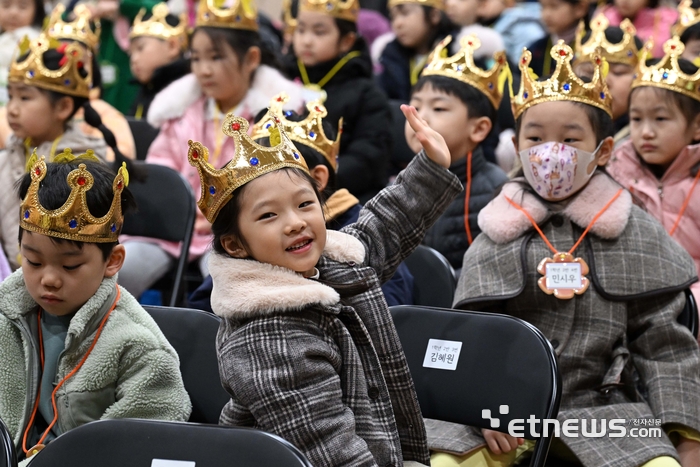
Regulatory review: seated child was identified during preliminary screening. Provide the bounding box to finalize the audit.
[0,33,114,271]
[377,0,458,101]
[406,35,508,271]
[433,42,700,467]
[284,0,392,202]
[477,0,546,63]
[674,0,700,61]
[575,14,642,144]
[128,2,190,120]
[445,0,505,59]
[0,153,191,461]
[187,103,462,464]
[119,0,306,299]
[608,36,700,311]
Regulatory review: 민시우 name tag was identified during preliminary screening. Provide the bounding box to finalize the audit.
[537,252,590,299]
[545,262,582,289]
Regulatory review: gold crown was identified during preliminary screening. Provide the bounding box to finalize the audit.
[282,0,297,34]
[423,35,509,108]
[252,93,342,171]
[9,34,93,98]
[298,0,359,23]
[576,15,640,67]
[46,4,101,50]
[130,3,188,50]
[387,0,444,11]
[632,36,700,102]
[188,113,309,223]
[673,0,700,37]
[20,152,129,243]
[196,0,258,31]
[512,41,612,119]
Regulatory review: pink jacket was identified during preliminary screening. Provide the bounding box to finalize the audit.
[127,67,308,260]
[609,140,700,302]
[598,5,677,58]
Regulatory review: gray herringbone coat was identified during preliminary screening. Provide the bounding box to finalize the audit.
[434,174,700,467]
[209,152,462,467]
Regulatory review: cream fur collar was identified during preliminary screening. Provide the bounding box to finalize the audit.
[209,230,365,319]
[478,174,632,244]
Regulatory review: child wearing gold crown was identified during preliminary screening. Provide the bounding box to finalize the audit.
[189,101,461,464]
[673,0,700,61]
[0,154,191,462]
[434,42,700,467]
[404,35,508,271]
[283,0,393,201]
[609,37,700,322]
[118,0,307,300]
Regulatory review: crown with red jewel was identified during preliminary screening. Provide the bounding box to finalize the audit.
[188,112,309,223]
[9,33,92,98]
[575,15,640,67]
[46,4,101,50]
[632,36,700,102]
[20,151,129,243]
[512,40,612,118]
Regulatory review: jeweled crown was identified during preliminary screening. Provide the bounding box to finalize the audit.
[576,15,640,67]
[387,0,444,11]
[282,0,297,34]
[196,0,258,31]
[46,4,101,50]
[188,113,309,223]
[252,93,342,171]
[298,0,359,23]
[423,35,509,108]
[512,41,612,118]
[9,34,93,98]
[632,36,700,102]
[673,0,700,37]
[130,3,188,50]
[20,152,129,243]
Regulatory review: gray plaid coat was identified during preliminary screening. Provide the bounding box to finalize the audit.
[433,174,700,467]
[209,152,462,467]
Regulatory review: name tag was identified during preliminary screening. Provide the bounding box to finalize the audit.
[545,262,582,289]
[422,338,462,371]
[151,460,196,467]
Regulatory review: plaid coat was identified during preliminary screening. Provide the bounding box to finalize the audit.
[434,174,700,467]
[209,152,462,467]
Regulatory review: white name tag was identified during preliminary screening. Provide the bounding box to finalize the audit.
[545,262,582,289]
[422,339,462,370]
[151,460,196,467]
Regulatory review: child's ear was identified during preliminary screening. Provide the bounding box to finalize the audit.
[339,32,357,54]
[243,46,262,74]
[310,165,330,192]
[221,235,249,259]
[429,7,441,26]
[54,96,75,122]
[468,116,493,144]
[511,133,519,153]
[104,244,126,278]
[690,113,700,142]
[595,136,615,166]
[165,37,182,61]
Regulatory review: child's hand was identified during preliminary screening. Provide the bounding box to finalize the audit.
[401,104,451,169]
[481,428,524,455]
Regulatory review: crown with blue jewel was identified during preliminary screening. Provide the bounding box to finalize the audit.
[187,112,309,223]
[20,152,129,243]
[632,36,700,102]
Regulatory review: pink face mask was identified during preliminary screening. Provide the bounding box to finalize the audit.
[518,141,601,201]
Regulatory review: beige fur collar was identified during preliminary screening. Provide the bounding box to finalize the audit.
[478,174,632,244]
[209,230,365,319]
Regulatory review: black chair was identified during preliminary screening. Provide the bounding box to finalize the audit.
[28,419,313,467]
[0,417,16,467]
[404,245,457,308]
[121,163,196,307]
[126,117,160,161]
[144,305,230,424]
[390,305,561,467]
[677,288,699,339]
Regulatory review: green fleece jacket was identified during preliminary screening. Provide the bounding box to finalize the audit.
[0,270,191,450]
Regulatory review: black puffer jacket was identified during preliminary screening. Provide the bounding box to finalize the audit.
[423,146,508,269]
[285,38,391,202]
[129,58,190,119]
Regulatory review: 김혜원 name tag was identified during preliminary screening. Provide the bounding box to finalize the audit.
[545,262,582,289]
[423,338,462,370]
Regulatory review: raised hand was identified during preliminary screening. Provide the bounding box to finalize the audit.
[401,104,451,169]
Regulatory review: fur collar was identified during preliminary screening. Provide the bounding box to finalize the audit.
[209,230,365,319]
[478,174,632,244]
[147,65,309,127]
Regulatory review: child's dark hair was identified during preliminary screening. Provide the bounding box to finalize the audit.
[413,74,497,127]
[581,27,644,52]
[422,6,457,50]
[630,58,700,126]
[211,167,323,256]
[192,26,282,72]
[17,160,137,260]
[31,0,46,28]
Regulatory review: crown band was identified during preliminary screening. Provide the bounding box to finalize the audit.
[196,0,259,31]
